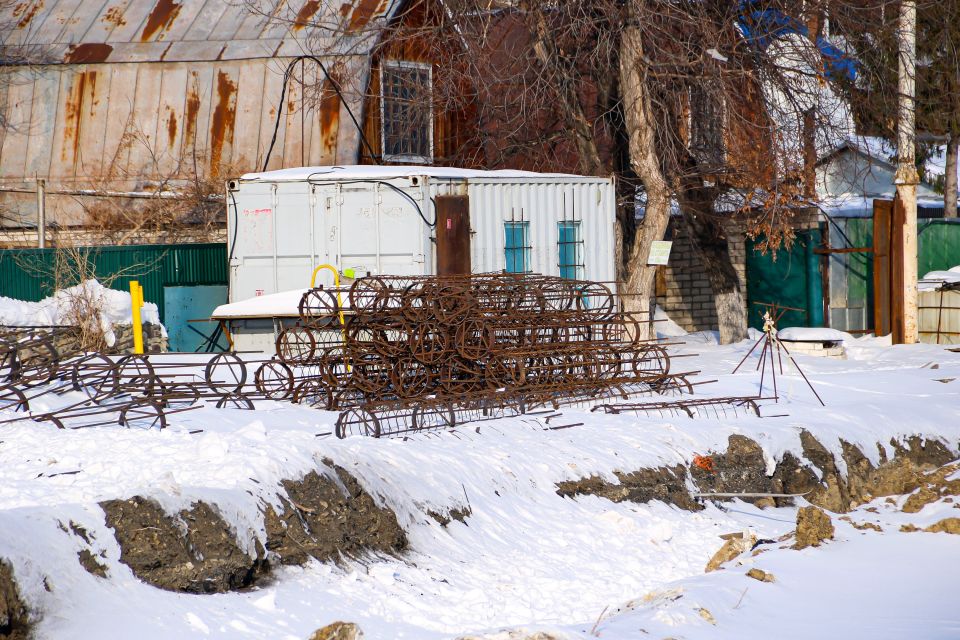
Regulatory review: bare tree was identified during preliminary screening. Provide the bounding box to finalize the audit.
[833,0,960,216]
[252,0,858,341]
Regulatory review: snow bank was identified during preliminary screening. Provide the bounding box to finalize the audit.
[0,336,958,638]
[0,280,162,347]
[778,327,851,342]
[212,289,307,319]
[654,305,687,338]
[919,266,960,291]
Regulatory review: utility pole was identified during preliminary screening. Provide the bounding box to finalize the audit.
[36,177,46,249]
[895,0,919,343]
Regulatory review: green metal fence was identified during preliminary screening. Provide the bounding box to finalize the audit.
[763,218,960,331]
[0,243,228,325]
[745,229,825,330]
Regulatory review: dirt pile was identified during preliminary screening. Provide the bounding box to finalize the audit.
[101,462,407,593]
[556,465,701,511]
[794,506,834,549]
[0,561,30,640]
[309,621,364,640]
[704,532,756,572]
[264,464,407,566]
[101,497,266,593]
[556,432,956,515]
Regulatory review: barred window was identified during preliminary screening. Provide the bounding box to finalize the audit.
[504,222,531,274]
[557,221,583,279]
[380,60,433,163]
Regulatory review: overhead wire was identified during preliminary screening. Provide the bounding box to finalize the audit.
[262,55,380,172]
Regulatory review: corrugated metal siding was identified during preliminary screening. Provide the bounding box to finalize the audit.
[440,178,616,284]
[228,174,617,302]
[0,242,227,324]
[918,220,960,276]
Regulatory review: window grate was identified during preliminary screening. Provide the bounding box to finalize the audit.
[558,221,583,280]
[504,221,531,274]
[380,60,433,163]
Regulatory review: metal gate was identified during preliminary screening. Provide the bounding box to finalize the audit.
[745,229,824,330]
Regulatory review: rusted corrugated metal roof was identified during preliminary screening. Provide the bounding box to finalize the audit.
[2,0,400,63]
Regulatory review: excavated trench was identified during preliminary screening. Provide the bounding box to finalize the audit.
[99,461,406,594]
[0,561,30,640]
[556,431,956,513]
[2,431,955,637]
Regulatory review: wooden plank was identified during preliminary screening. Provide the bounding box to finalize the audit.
[153,65,189,177]
[232,60,267,172]
[873,199,892,336]
[891,195,906,344]
[100,64,138,179]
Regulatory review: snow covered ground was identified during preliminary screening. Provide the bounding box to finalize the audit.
[0,333,958,639]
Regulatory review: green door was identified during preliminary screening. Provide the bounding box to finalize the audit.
[745,229,824,330]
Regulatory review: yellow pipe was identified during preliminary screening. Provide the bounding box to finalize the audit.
[130,280,144,354]
[309,264,350,368]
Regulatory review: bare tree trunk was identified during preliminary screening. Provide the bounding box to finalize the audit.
[680,211,747,343]
[946,134,958,218]
[619,23,670,335]
[521,0,604,175]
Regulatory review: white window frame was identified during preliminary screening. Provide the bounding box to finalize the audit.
[379,59,434,164]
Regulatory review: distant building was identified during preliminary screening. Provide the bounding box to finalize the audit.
[0,0,474,244]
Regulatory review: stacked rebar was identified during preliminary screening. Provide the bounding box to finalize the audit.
[260,274,696,437]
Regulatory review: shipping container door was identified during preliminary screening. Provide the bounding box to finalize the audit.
[229,184,276,302]
[274,184,314,292]
[337,181,426,277]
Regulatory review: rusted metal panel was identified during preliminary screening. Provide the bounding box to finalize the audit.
[0,77,34,177]
[11,0,45,30]
[80,0,129,45]
[77,67,113,178]
[281,65,305,169]
[347,0,391,32]
[435,195,471,275]
[64,43,114,63]
[155,65,189,163]
[181,1,230,42]
[183,65,215,171]
[233,62,268,170]
[24,71,59,176]
[140,0,183,42]
[1,0,401,63]
[208,67,238,175]
[101,64,139,174]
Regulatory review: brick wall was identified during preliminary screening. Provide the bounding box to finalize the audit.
[655,219,748,333]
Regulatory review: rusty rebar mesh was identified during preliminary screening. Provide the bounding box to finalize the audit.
[274,273,725,438]
[0,328,278,429]
[0,274,754,435]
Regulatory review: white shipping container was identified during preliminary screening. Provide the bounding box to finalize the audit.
[226,165,617,302]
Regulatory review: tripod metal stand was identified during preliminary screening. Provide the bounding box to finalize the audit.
[732,308,825,406]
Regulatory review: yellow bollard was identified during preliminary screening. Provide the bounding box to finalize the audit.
[130,280,144,355]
